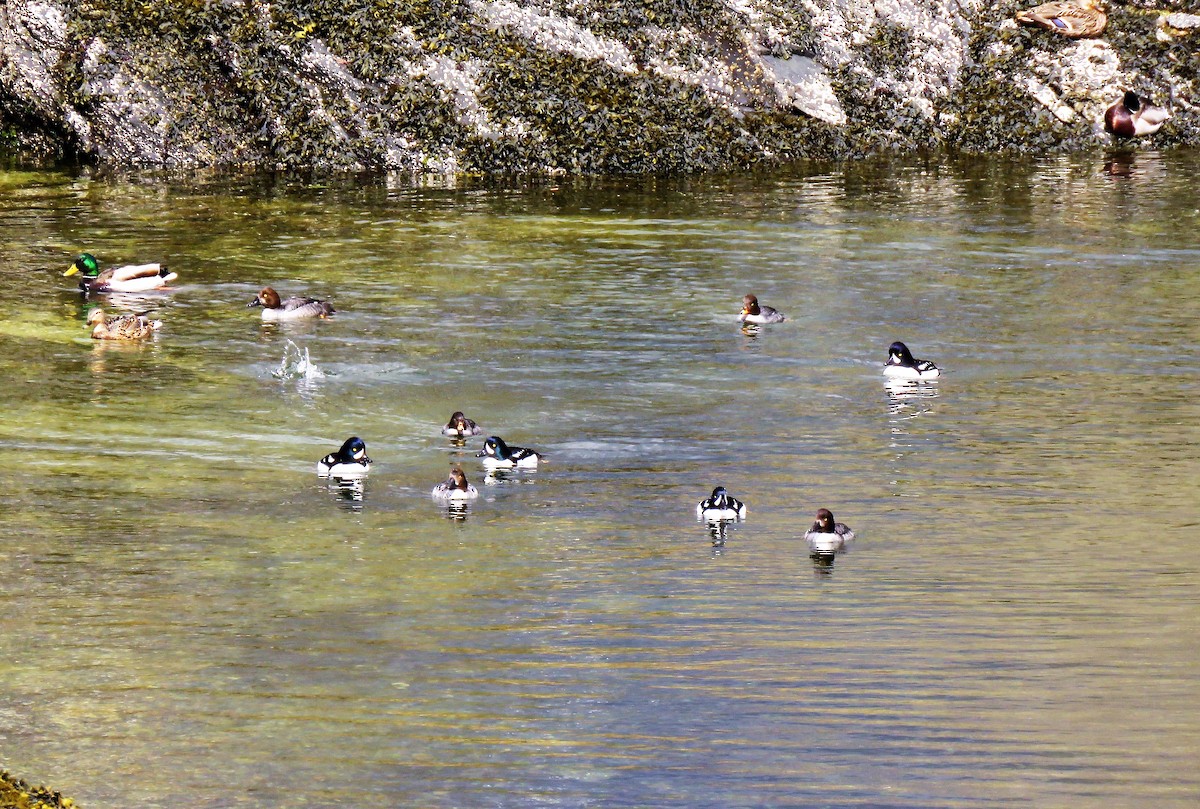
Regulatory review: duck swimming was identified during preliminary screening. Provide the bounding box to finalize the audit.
[431,467,479,500]
[696,486,747,522]
[476,436,542,468]
[65,253,177,293]
[316,437,372,478]
[442,411,483,437]
[739,294,786,325]
[884,341,941,380]
[1015,0,1106,38]
[804,508,855,554]
[248,287,335,321]
[86,308,162,340]
[1104,91,1171,139]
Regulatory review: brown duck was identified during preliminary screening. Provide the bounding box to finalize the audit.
[1016,0,1106,38]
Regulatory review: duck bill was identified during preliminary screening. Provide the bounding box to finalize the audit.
[247,298,262,308]
[64,265,80,277]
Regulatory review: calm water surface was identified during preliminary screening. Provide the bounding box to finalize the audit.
[1,153,1198,808]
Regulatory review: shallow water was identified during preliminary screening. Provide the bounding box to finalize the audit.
[1,153,1198,808]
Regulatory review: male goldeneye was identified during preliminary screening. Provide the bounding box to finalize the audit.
[65,253,177,293]
[739,294,786,324]
[442,411,482,437]
[476,436,542,468]
[696,486,747,522]
[884,341,941,379]
[248,287,335,321]
[431,467,479,500]
[86,308,162,340]
[316,436,372,478]
[803,508,855,554]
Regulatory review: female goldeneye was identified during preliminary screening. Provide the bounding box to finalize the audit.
[1104,90,1171,139]
[86,308,162,340]
[804,508,855,554]
[884,341,941,379]
[248,287,335,321]
[431,467,479,500]
[442,411,482,438]
[476,436,542,468]
[316,436,371,478]
[696,486,747,522]
[739,294,786,324]
[65,253,177,293]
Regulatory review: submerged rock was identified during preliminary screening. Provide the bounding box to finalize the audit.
[0,0,1196,172]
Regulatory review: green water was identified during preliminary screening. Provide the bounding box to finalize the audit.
[1,154,1198,808]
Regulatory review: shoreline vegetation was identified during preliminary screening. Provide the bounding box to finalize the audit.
[0,771,76,809]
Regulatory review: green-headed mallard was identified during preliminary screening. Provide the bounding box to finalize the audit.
[65,253,178,293]
[1104,90,1171,138]
[1016,0,1106,38]
[86,308,162,340]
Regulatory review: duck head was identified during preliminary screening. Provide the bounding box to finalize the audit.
[337,436,370,463]
[740,294,761,317]
[248,287,282,309]
[813,508,836,532]
[709,486,731,506]
[65,253,101,278]
[445,467,471,491]
[477,436,511,460]
[448,411,470,430]
[85,308,108,327]
[887,341,916,366]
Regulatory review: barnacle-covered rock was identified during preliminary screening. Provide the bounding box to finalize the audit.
[0,0,1197,172]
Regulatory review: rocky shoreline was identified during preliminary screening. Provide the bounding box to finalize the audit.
[1,0,1197,172]
[0,771,76,809]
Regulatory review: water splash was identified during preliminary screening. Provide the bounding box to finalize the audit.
[273,340,325,381]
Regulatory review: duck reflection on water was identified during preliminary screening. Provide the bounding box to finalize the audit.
[325,476,366,512]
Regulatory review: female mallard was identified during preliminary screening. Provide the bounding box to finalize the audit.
[738,294,786,325]
[86,308,162,340]
[1104,91,1171,139]
[65,253,177,293]
[248,287,335,321]
[1015,0,1106,38]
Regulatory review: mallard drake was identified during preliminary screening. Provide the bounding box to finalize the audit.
[1104,91,1171,139]
[696,486,747,522]
[804,508,855,554]
[431,467,479,500]
[738,294,786,325]
[316,437,371,478]
[248,287,335,321]
[884,341,941,380]
[476,436,542,469]
[1016,0,1106,38]
[442,411,483,438]
[65,253,177,293]
[86,308,162,340]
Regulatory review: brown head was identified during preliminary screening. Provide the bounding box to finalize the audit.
[448,411,468,429]
[86,308,108,327]
[1104,92,1137,139]
[447,467,471,491]
[741,294,761,316]
[248,287,282,309]
[814,508,835,531]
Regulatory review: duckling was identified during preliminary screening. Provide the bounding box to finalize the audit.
[442,411,483,438]
[86,308,162,340]
[431,467,479,500]
[1104,91,1171,139]
[476,436,542,469]
[1015,0,1106,38]
[65,253,177,293]
[884,341,941,380]
[316,437,371,478]
[803,508,855,554]
[248,287,335,321]
[696,486,747,522]
[738,294,786,324]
